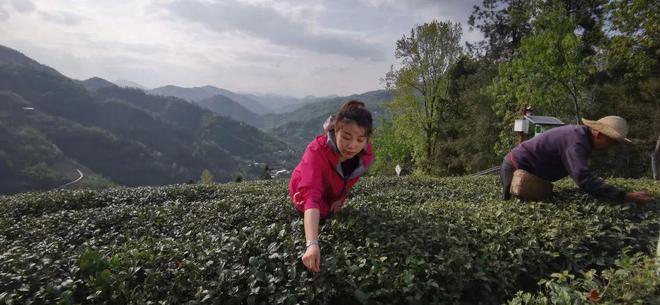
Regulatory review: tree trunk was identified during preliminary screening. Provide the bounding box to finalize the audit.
[570,91,581,125]
[653,135,660,180]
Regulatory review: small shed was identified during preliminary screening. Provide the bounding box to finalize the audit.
[524,115,564,136]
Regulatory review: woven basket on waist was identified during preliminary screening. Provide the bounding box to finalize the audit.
[510,169,553,201]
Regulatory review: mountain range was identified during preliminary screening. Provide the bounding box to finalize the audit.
[196,94,264,128]
[264,90,392,153]
[0,44,393,194]
[113,79,145,89]
[0,45,294,194]
[132,82,393,153]
[148,85,272,115]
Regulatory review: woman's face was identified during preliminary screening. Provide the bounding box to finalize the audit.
[335,122,368,161]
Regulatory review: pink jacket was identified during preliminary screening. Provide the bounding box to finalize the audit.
[289,133,375,219]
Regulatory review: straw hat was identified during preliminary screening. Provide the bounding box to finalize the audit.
[581,116,632,144]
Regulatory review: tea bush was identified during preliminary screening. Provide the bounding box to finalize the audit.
[0,176,658,304]
[507,251,660,304]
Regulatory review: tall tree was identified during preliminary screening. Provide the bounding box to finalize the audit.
[490,6,591,155]
[468,0,538,61]
[586,0,660,178]
[443,56,501,173]
[382,20,463,174]
[469,0,607,61]
[654,136,660,180]
[605,0,659,82]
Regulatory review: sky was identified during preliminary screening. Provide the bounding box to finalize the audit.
[0,0,483,97]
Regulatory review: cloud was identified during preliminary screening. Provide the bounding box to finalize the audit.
[0,0,484,97]
[359,0,465,13]
[39,10,85,26]
[0,7,9,21]
[11,0,35,13]
[164,0,387,61]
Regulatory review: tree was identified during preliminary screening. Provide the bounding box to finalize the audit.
[490,6,591,155]
[200,169,214,184]
[469,0,607,61]
[442,56,501,173]
[585,0,659,178]
[601,0,659,146]
[21,162,59,189]
[383,20,463,174]
[371,116,414,175]
[260,164,272,180]
[604,0,659,83]
[468,0,539,61]
[653,136,660,180]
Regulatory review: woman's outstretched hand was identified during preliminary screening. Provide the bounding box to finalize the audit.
[302,244,321,272]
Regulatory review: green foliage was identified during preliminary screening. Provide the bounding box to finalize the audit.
[21,162,59,188]
[468,0,539,60]
[437,56,501,174]
[0,176,658,304]
[378,34,500,175]
[382,20,463,175]
[370,117,414,176]
[15,127,60,161]
[377,56,501,176]
[508,252,660,304]
[605,0,659,82]
[260,165,273,180]
[583,78,660,178]
[469,0,607,60]
[490,5,592,156]
[573,0,660,178]
[0,56,294,194]
[492,5,588,118]
[200,169,214,184]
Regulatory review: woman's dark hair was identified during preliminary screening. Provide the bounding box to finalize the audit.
[324,100,373,137]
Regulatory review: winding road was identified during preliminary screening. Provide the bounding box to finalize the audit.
[58,169,84,189]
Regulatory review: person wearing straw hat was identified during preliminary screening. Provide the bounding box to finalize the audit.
[500,116,655,204]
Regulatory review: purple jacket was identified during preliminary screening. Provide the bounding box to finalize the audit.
[509,125,625,202]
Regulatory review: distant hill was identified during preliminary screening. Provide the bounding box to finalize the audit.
[79,77,117,92]
[0,44,294,194]
[0,91,115,193]
[0,45,62,76]
[272,95,336,113]
[263,90,392,154]
[113,79,145,89]
[148,85,272,115]
[197,94,264,128]
[241,93,333,114]
[263,90,391,129]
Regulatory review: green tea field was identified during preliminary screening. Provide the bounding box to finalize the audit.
[1,176,659,304]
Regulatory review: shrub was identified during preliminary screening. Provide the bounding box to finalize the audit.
[0,176,658,304]
[508,251,660,304]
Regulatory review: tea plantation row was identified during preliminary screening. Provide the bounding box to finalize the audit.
[508,251,660,304]
[0,176,658,304]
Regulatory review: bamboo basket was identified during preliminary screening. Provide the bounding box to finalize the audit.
[510,169,553,201]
